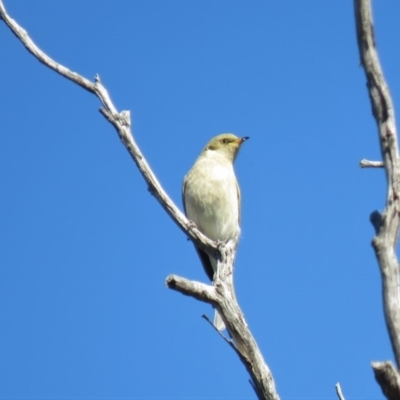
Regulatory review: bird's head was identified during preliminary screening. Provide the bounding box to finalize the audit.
[204,133,249,162]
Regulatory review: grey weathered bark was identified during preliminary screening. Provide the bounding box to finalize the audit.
[0,1,280,399]
[360,159,384,168]
[335,383,346,400]
[354,0,400,398]
[372,362,400,400]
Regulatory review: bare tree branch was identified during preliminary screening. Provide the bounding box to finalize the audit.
[335,383,346,400]
[167,239,279,400]
[0,1,216,259]
[360,159,384,168]
[0,1,280,399]
[372,361,400,400]
[354,0,400,397]
[166,275,217,303]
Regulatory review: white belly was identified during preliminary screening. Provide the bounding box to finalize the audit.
[184,156,240,243]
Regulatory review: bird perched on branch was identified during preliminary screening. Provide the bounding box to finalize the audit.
[182,133,249,331]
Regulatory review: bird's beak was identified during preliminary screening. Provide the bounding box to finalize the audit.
[235,136,250,146]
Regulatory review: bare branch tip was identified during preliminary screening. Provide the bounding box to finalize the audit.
[202,313,213,325]
[335,383,346,400]
[165,274,177,288]
[359,159,384,168]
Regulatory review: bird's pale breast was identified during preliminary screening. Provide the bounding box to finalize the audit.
[184,154,240,243]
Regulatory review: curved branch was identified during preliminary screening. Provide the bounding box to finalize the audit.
[354,0,400,396]
[0,0,217,260]
[0,2,280,399]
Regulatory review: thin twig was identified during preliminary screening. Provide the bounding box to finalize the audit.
[202,314,234,345]
[201,314,264,400]
[360,159,384,168]
[335,383,346,400]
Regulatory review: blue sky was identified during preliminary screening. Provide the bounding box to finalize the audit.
[1,1,400,399]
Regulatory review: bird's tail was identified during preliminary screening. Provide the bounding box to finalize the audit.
[214,309,226,331]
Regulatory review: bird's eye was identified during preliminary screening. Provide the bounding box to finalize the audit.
[221,138,228,144]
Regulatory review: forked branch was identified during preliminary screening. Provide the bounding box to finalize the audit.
[0,1,279,399]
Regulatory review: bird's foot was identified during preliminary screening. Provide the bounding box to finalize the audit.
[215,240,225,250]
[186,220,198,240]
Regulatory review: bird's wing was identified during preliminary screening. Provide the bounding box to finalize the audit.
[181,176,188,215]
[236,178,241,225]
[194,247,214,281]
[182,175,215,281]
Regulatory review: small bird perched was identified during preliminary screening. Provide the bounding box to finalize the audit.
[182,133,249,331]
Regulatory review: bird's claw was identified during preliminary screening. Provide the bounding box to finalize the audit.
[187,220,198,230]
[216,240,225,250]
[186,220,198,240]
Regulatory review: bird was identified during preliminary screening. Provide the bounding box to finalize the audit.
[182,133,249,331]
